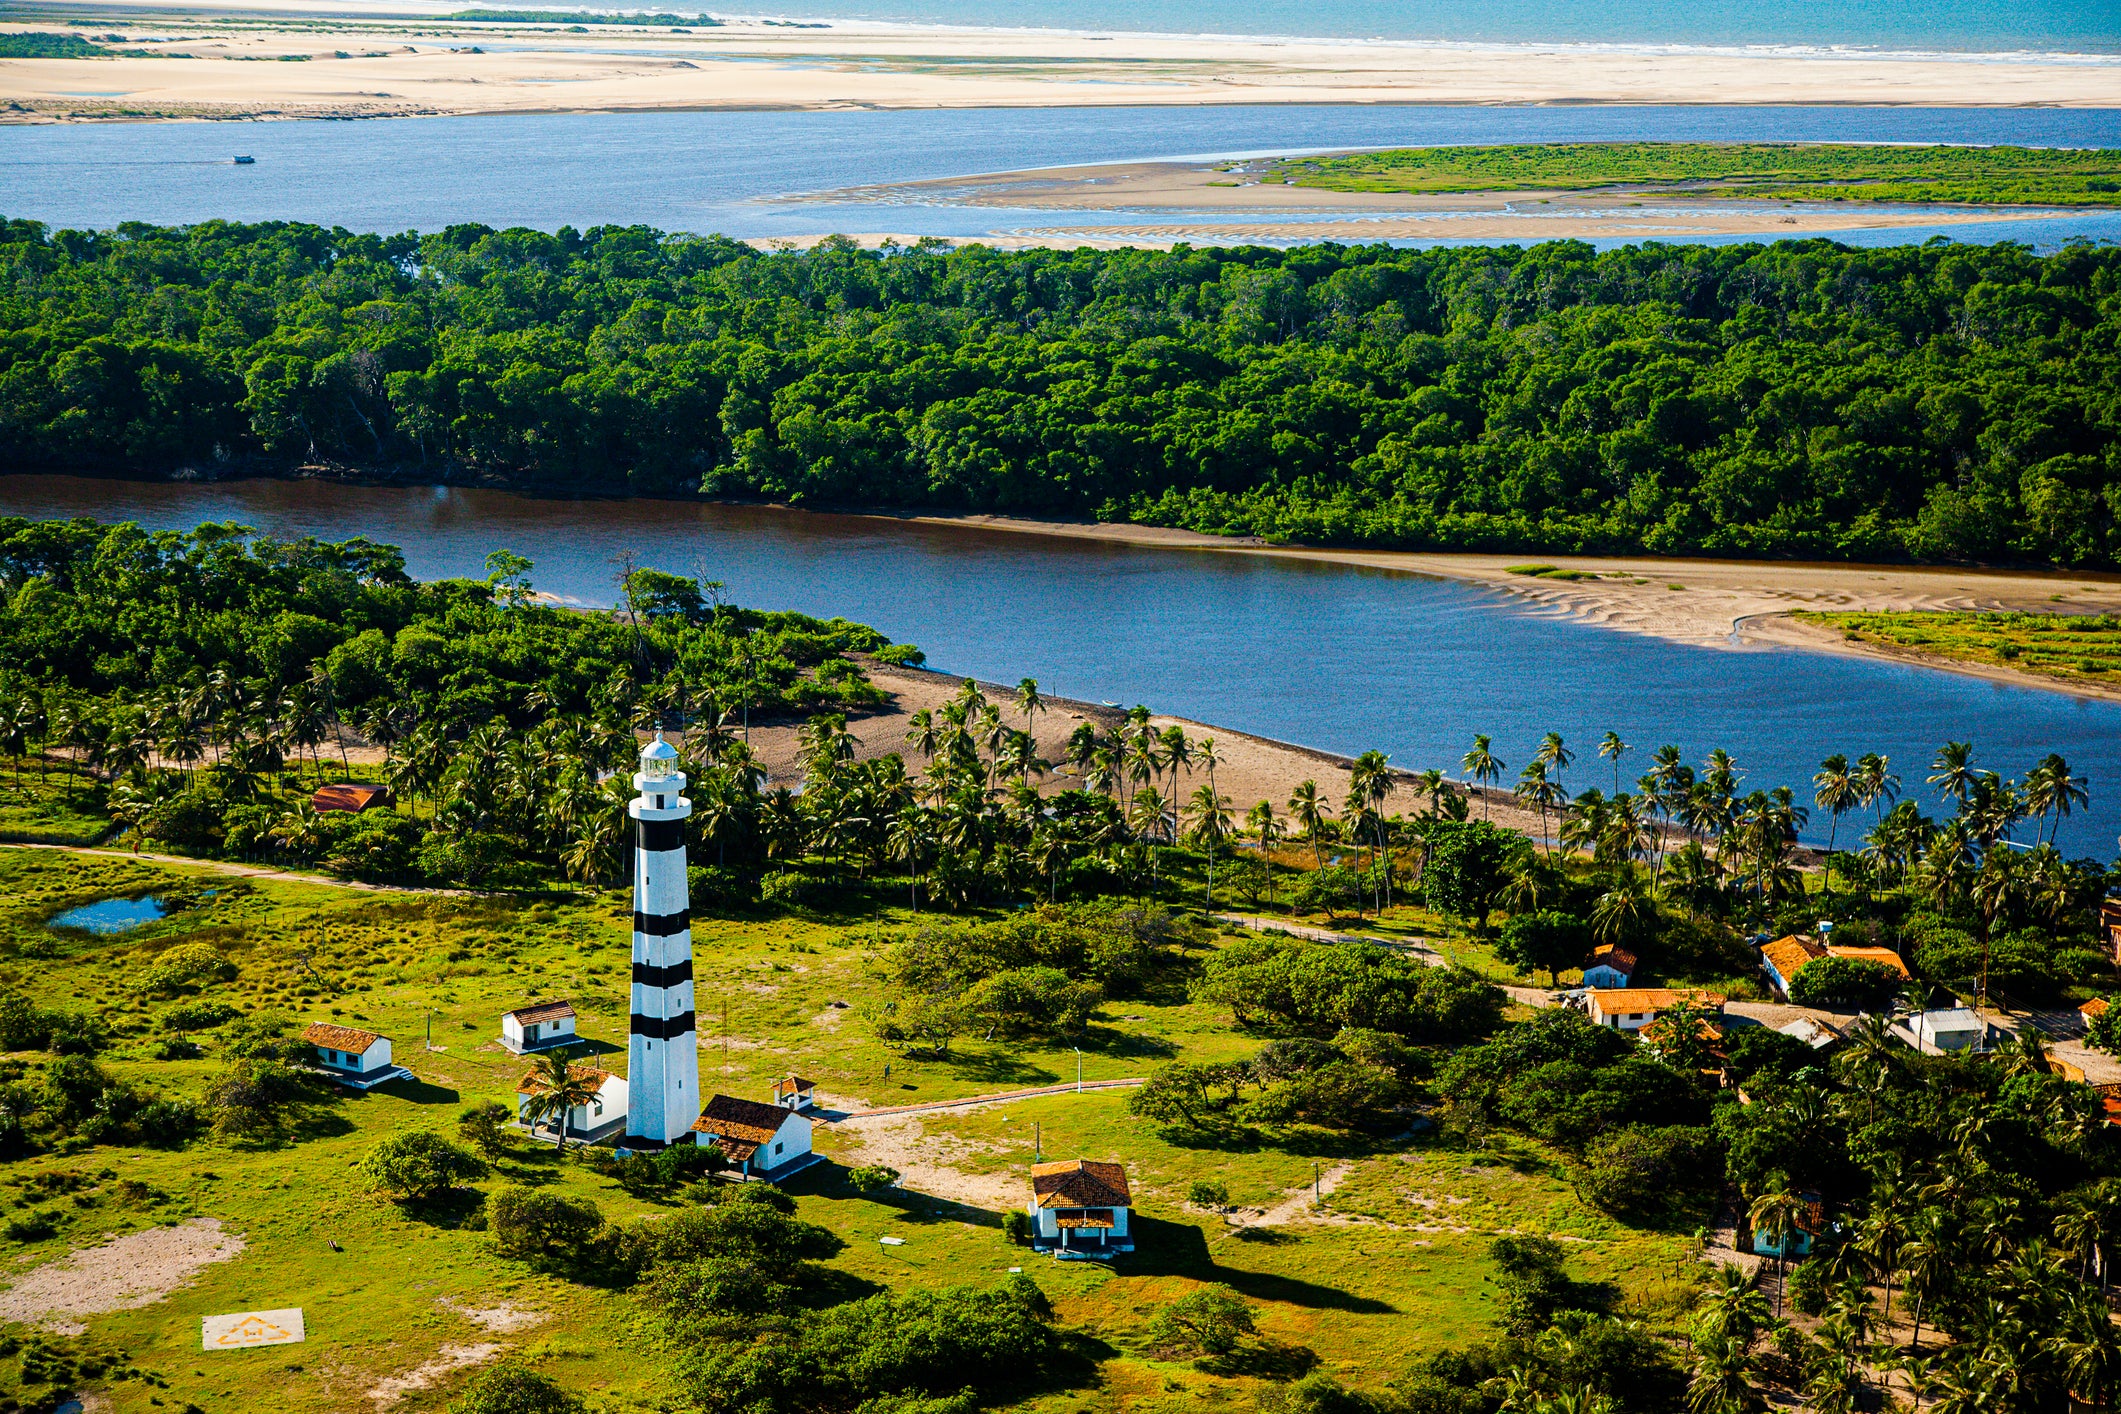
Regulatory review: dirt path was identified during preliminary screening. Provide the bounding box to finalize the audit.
[1247,1162,1357,1228]
[826,1078,1145,1121]
[1214,912,1552,1007]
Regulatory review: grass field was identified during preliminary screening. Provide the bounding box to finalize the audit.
[1797,608,2121,686]
[1274,142,2121,206]
[0,849,1698,1413]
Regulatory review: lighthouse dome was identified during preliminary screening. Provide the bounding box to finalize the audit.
[639,732,680,779]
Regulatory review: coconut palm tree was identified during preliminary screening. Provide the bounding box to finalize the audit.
[1748,1185,1808,1316]
[1290,780,1332,873]
[1516,761,1568,858]
[1856,751,1901,827]
[526,1051,600,1150]
[1246,800,1285,907]
[1813,754,1858,894]
[1185,782,1232,909]
[1013,677,1045,740]
[1534,731,1574,788]
[1598,731,1628,795]
[1897,1210,1950,1352]
[1928,740,1976,808]
[2027,752,2089,845]
[1461,734,1503,820]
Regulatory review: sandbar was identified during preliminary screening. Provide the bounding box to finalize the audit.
[3,1,2116,122]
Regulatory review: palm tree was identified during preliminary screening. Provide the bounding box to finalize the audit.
[1813,754,1858,894]
[1351,748,1395,909]
[1855,751,1901,828]
[1246,800,1285,908]
[1598,731,1628,795]
[525,1052,600,1150]
[1748,1185,1807,1316]
[1517,761,1567,858]
[1461,734,1503,820]
[903,709,940,761]
[2028,751,2089,845]
[1928,740,1976,808]
[1897,1210,1950,1353]
[1534,731,1574,788]
[2048,1282,2121,1409]
[1185,782,1232,910]
[1013,678,1045,743]
[1290,780,1332,873]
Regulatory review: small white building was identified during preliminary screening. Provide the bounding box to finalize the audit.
[692,1093,815,1179]
[500,1000,578,1055]
[1580,945,1637,990]
[516,1063,629,1145]
[299,1022,406,1090]
[1904,1008,1988,1055]
[771,1076,818,1111]
[1028,1159,1133,1258]
[1585,988,1725,1032]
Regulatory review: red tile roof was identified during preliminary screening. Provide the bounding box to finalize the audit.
[504,1000,575,1026]
[692,1094,791,1144]
[515,1063,616,1095]
[313,783,390,813]
[301,1022,379,1052]
[1031,1159,1131,1209]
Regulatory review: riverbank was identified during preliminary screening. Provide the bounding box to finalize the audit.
[5,6,2117,122]
[863,509,2121,701]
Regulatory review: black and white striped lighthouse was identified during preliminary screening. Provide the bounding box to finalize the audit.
[624,732,699,1150]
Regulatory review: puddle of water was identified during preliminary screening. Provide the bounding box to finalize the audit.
[47,895,168,934]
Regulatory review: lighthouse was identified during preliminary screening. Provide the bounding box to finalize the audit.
[624,733,699,1151]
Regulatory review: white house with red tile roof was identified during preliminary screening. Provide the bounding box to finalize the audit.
[299,1022,407,1090]
[516,1062,629,1145]
[500,1000,577,1055]
[1028,1159,1133,1258]
[692,1093,814,1179]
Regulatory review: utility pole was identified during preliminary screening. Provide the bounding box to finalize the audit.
[1034,1121,1041,1162]
[1313,1162,1321,1206]
[1075,1048,1082,1093]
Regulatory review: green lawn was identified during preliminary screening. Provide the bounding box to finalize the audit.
[0,849,1700,1412]
[1274,142,2121,206]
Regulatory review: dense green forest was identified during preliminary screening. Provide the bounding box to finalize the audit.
[1,219,2119,564]
[1278,142,2121,206]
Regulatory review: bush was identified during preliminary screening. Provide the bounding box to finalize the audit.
[135,942,235,996]
[206,1057,307,1136]
[1787,1257,1832,1317]
[847,1165,901,1192]
[1422,821,1527,932]
[1496,911,1590,985]
[364,1131,487,1202]
[457,1100,514,1158]
[1147,1284,1257,1357]
[489,1186,605,1263]
[162,999,240,1033]
[134,1099,202,1147]
[1788,955,1903,1011]
[449,1363,585,1414]
[1001,1208,1031,1245]
[1573,1125,1721,1223]
[1187,1179,1229,1210]
[759,870,809,905]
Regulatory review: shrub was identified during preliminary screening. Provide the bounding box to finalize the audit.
[1000,1208,1031,1245]
[759,870,809,905]
[449,1363,585,1414]
[161,999,240,1033]
[4,1212,56,1242]
[363,1131,487,1202]
[2089,1006,2121,1056]
[135,942,235,997]
[1788,955,1903,1011]
[1147,1284,1257,1357]
[134,1099,202,1147]
[489,1186,605,1263]
[846,1165,901,1192]
[457,1099,514,1158]
[206,1057,307,1136]
[1496,911,1590,985]
[1187,1179,1229,1210]
[1573,1124,1721,1222]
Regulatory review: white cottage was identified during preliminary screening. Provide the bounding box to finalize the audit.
[1585,989,1725,1032]
[691,1093,814,1179]
[1028,1159,1133,1258]
[299,1022,405,1090]
[516,1063,629,1145]
[771,1076,818,1111]
[1906,1008,1988,1055]
[500,1000,578,1054]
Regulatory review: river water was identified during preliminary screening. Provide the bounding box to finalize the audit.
[6,105,2121,248]
[3,474,2116,857]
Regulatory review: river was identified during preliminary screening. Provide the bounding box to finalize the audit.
[2,473,2116,857]
[6,105,2121,248]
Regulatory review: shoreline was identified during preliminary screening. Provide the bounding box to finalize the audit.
[848,508,2121,702]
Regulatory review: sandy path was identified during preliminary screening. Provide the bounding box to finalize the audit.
[826,1112,1024,1211]
[831,1078,1145,1120]
[6,8,2113,123]
[366,1343,504,1405]
[0,1218,245,1335]
[0,842,465,895]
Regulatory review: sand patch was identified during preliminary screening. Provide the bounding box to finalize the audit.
[367,1343,504,1404]
[437,1296,544,1334]
[0,1218,244,1334]
[831,1113,1021,1211]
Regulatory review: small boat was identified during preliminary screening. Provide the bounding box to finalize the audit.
[233,155,255,165]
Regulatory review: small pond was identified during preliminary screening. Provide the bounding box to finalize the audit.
[47,896,168,934]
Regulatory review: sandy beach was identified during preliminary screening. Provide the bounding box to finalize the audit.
[4,4,2116,121]
[775,158,2076,248]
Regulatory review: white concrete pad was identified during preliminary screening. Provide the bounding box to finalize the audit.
[202,1308,305,1350]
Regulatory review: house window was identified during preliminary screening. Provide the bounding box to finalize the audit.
[773,1142,783,1155]
[592,1099,603,1116]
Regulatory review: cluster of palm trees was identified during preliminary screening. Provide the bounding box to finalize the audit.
[1674,1019,2121,1414]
